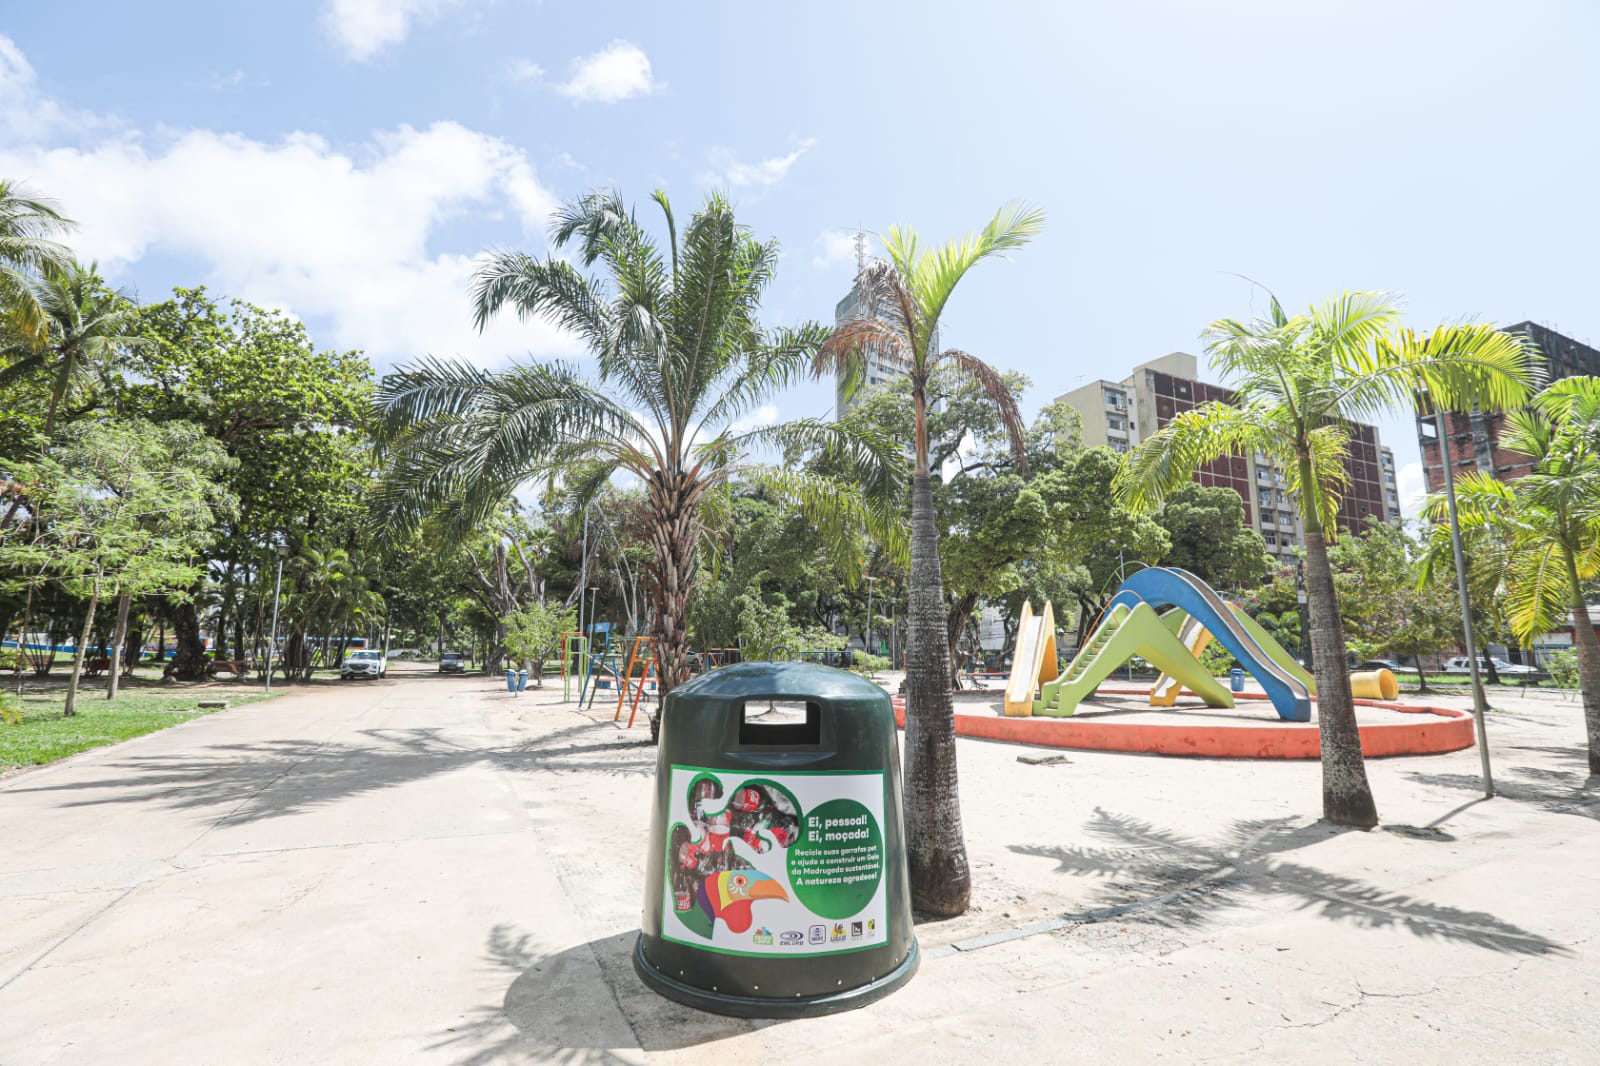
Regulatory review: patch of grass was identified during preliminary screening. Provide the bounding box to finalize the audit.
[0,689,276,770]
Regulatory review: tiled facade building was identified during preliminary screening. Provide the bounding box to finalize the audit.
[1058,353,1400,559]
[1417,322,1600,493]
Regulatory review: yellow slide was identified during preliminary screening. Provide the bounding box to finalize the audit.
[1149,610,1214,707]
[1004,601,1058,716]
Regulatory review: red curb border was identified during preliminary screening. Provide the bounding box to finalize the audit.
[890,687,1475,759]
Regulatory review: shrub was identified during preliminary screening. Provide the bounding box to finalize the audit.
[0,691,23,726]
[1546,649,1579,691]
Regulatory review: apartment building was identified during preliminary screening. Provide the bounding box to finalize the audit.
[1417,321,1600,493]
[1059,352,1398,559]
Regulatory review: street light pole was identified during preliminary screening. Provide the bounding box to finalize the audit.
[1428,408,1495,798]
[265,544,288,695]
[864,575,876,665]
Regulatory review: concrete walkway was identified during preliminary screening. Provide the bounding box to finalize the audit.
[2,667,1595,1063]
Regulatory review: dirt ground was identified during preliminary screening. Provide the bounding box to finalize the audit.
[1,664,1594,1063]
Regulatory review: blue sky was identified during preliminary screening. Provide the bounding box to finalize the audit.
[3,1,1597,513]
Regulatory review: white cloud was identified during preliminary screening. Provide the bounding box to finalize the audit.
[319,0,468,62]
[1396,461,1427,519]
[701,139,816,189]
[0,35,577,368]
[209,69,246,91]
[506,58,545,83]
[730,403,780,435]
[556,41,659,103]
[813,228,874,270]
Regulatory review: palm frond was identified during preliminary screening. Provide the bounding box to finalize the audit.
[943,349,1027,468]
[1114,402,1269,514]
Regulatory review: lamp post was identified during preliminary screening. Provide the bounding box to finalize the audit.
[1294,557,1312,671]
[265,543,289,694]
[1424,406,1495,798]
[864,575,877,665]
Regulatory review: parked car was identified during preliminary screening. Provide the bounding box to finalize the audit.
[1351,659,1416,674]
[341,649,387,680]
[438,651,468,674]
[1442,656,1538,677]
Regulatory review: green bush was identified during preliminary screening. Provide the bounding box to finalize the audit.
[1199,640,1239,677]
[1546,649,1579,690]
[0,691,23,726]
[852,650,891,674]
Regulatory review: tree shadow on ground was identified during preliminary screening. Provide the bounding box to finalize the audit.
[1010,808,1565,956]
[431,924,781,1065]
[4,719,657,824]
[1405,767,1599,821]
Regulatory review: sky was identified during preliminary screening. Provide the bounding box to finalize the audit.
[3,1,1597,516]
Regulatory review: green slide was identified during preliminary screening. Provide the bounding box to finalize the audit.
[1035,601,1234,717]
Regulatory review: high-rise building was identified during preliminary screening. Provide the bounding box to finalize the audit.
[1416,322,1600,493]
[831,265,913,415]
[1057,352,1398,559]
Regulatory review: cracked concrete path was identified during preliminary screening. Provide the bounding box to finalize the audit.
[2,668,1595,1063]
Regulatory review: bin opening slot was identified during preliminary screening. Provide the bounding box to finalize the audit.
[739,699,821,745]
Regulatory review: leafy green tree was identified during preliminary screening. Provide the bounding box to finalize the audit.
[1155,483,1274,590]
[816,202,1044,916]
[1056,447,1171,645]
[503,601,577,686]
[1117,293,1537,826]
[0,420,232,713]
[129,288,371,678]
[1329,521,1455,692]
[374,189,897,734]
[0,180,74,344]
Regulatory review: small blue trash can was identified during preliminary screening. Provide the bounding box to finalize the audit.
[517,669,529,693]
[505,669,519,694]
[1229,668,1245,693]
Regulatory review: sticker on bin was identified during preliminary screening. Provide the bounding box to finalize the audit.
[663,764,888,957]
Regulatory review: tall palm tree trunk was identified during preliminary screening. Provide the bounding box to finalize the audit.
[645,475,698,740]
[904,464,971,915]
[1562,550,1600,774]
[1302,529,1379,826]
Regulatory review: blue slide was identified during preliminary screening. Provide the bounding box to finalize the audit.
[1117,567,1312,721]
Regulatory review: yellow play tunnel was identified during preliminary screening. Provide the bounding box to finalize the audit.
[1350,669,1398,700]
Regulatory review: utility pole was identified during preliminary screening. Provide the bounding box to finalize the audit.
[1427,408,1494,798]
[265,544,288,694]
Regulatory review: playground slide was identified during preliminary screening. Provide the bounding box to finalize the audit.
[1149,610,1215,707]
[1036,602,1233,717]
[1003,601,1058,716]
[1121,568,1311,721]
[1230,606,1315,693]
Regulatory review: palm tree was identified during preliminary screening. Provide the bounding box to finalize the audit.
[1115,295,1538,826]
[0,261,143,436]
[0,180,74,343]
[1430,378,1600,773]
[373,190,898,735]
[814,202,1046,916]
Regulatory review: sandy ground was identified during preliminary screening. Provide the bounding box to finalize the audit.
[1,663,1594,1064]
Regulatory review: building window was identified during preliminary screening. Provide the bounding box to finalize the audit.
[1103,388,1125,409]
[1107,413,1125,431]
[1108,437,1129,453]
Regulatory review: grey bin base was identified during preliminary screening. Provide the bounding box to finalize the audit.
[632,935,920,1019]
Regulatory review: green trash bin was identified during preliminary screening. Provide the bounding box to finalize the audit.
[633,661,919,1018]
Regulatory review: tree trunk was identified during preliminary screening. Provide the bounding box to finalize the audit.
[1479,644,1501,686]
[1415,662,1429,695]
[64,575,102,717]
[947,591,980,688]
[904,471,971,915]
[106,593,131,700]
[168,595,209,681]
[644,477,698,730]
[1564,556,1600,774]
[1302,529,1379,827]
